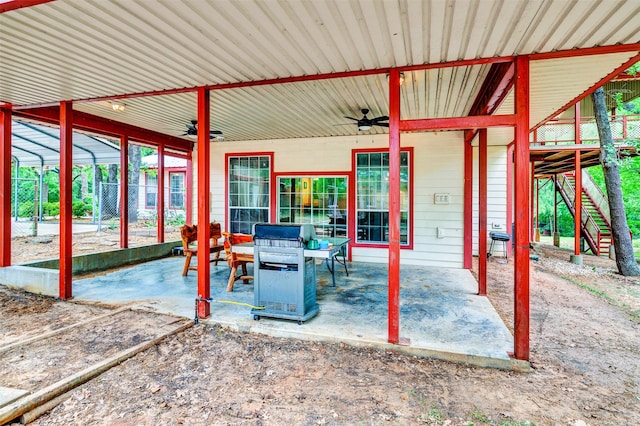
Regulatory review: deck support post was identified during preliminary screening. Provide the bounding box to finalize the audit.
[573,102,583,258]
[196,88,211,319]
[119,136,129,249]
[463,139,473,269]
[387,68,401,344]
[506,143,514,257]
[514,55,531,360]
[186,153,193,225]
[478,129,488,295]
[0,106,12,267]
[59,101,73,300]
[157,144,165,243]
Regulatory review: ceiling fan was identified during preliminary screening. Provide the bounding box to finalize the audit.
[182,120,224,140]
[345,108,389,131]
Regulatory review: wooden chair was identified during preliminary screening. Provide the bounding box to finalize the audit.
[222,231,254,292]
[180,222,225,276]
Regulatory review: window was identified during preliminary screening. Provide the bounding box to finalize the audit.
[355,150,410,245]
[145,173,157,209]
[169,172,185,209]
[228,155,271,234]
[277,176,348,238]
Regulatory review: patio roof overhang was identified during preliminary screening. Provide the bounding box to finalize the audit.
[1,0,640,364]
[0,0,638,145]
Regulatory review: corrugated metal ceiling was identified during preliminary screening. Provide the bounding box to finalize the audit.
[1,0,639,147]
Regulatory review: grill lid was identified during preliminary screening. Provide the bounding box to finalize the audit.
[253,223,316,244]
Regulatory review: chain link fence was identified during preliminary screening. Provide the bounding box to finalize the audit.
[10,178,38,238]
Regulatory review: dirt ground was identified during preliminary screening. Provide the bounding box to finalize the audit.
[1,241,639,425]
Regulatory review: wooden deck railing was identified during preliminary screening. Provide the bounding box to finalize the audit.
[532,114,640,146]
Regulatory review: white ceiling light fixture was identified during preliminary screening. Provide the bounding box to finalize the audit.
[109,101,126,112]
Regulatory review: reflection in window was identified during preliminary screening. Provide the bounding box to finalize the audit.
[356,151,410,245]
[145,173,157,209]
[228,156,271,234]
[169,172,185,209]
[277,176,348,238]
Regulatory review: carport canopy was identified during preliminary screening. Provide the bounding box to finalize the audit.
[10,119,120,167]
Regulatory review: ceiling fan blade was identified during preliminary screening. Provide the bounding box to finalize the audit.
[373,122,389,127]
[344,116,359,121]
[210,130,223,135]
[372,116,389,122]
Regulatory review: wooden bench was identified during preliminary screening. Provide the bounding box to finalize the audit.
[222,231,254,292]
[180,222,225,276]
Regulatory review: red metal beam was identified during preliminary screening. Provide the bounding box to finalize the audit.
[514,56,531,361]
[14,107,192,153]
[197,88,212,319]
[59,101,73,300]
[464,62,516,145]
[0,107,12,266]
[388,69,402,345]
[0,0,54,13]
[530,43,640,60]
[463,140,473,269]
[157,144,165,243]
[478,129,488,295]
[120,136,129,249]
[400,114,516,132]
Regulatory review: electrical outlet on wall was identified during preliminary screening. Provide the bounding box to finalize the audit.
[437,227,445,238]
[492,223,502,229]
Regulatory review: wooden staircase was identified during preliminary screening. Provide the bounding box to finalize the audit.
[556,171,612,256]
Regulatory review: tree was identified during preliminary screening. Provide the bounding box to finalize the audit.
[591,87,640,276]
[127,144,141,223]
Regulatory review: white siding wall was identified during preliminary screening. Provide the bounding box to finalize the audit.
[472,146,509,257]
[192,131,472,268]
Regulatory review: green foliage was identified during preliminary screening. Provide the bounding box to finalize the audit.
[536,180,575,236]
[43,202,60,217]
[72,200,90,218]
[166,211,186,226]
[18,201,34,218]
[588,160,640,236]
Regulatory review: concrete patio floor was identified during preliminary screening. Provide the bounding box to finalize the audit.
[71,257,524,370]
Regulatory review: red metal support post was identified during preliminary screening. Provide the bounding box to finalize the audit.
[186,153,193,225]
[387,68,401,344]
[506,143,514,257]
[157,144,165,243]
[197,88,212,319]
[59,101,73,300]
[513,55,531,361]
[119,136,129,249]
[554,175,559,235]
[478,129,488,295]
[574,102,582,256]
[463,139,473,269]
[0,106,12,266]
[530,164,535,241]
[574,153,582,255]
